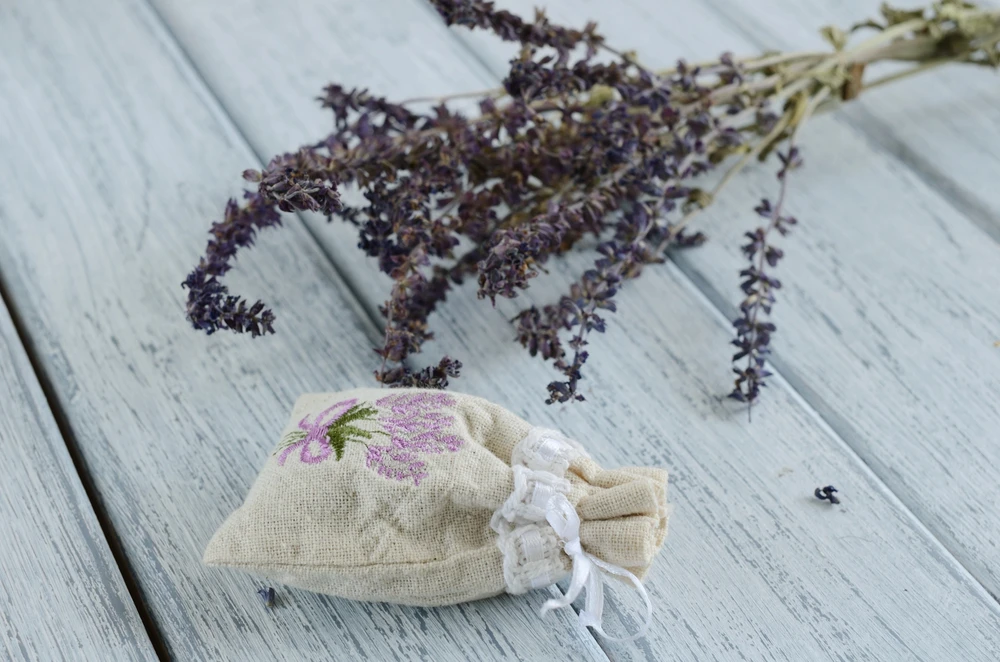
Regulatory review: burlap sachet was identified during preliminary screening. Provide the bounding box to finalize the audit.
[205,388,670,638]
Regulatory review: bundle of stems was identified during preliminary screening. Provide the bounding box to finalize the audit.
[182,0,1000,413]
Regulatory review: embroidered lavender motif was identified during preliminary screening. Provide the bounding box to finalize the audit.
[367,392,463,485]
[275,392,463,485]
[275,398,384,465]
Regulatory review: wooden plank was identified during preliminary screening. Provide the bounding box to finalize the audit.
[149,0,1000,658]
[0,297,157,659]
[0,1,609,660]
[423,0,1000,605]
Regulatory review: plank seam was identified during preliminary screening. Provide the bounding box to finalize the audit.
[0,267,171,660]
[834,107,1000,244]
[418,0,1000,615]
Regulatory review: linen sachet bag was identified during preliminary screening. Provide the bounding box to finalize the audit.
[205,388,670,639]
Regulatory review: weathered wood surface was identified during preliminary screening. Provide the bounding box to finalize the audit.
[0,297,156,660]
[0,0,607,660]
[150,0,1000,659]
[429,0,1000,602]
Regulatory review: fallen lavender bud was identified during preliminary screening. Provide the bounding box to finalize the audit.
[814,486,840,505]
[257,586,276,608]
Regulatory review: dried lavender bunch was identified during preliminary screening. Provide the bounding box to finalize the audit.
[183,1,1000,410]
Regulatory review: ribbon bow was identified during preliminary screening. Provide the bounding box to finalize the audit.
[540,493,653,641]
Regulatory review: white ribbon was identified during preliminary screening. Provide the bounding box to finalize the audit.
[539,493,654,642]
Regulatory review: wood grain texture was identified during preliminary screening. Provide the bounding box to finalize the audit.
[0,297,156,660]
[431,0,1000,606]
[0,1,608,660]
[150,0,1000,659]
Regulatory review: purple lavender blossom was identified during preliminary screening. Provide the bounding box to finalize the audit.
[729,147,802,417]
[365,392,463,485]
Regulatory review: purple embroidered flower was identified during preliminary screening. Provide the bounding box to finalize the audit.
[365,392,464,485]
[364,445,429,485]
[377,392,463,451]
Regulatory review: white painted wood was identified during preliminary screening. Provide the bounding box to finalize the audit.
[0,1,608,660]
[0,299,157,660]
[426,0,1000,606]
[149,0,1000,658]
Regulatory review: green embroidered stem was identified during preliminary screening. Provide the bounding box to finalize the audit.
[324,404,386,460]
[273,403,385,460]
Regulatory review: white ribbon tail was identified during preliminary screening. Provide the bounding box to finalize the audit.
[584,553,653,642]
[539,494,654,642]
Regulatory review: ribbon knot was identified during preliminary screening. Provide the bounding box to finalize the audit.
[539,493,653,641]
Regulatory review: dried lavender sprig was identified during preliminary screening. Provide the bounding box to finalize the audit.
[729,89,830,417]
[182,193,282,337]
[182,151,342,337]
[431,0,603,53]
